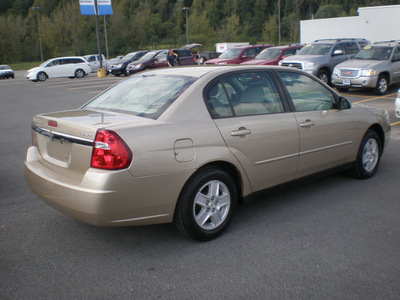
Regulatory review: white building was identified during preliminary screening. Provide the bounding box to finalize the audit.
[300,5,400,44]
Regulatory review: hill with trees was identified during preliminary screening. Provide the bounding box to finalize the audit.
[0,0,398,63]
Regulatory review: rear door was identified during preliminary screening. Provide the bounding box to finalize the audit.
[207,71,300,192]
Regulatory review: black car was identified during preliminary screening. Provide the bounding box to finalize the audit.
[0,65,14,79]
[109,51,149,76]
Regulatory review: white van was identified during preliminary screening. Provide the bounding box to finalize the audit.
[25,56,92,82]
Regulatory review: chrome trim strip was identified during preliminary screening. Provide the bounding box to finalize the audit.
[254,141,353,165]
[254,152,298,165]
[32,125,93,146]
[299,141,353,156]
[110,214,170,223]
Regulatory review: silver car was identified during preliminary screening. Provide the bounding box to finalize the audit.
[25,66,391,241]
[332,41,400,95]
[279,38,368,85]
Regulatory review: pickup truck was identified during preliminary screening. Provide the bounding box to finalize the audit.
[84,54,108,72]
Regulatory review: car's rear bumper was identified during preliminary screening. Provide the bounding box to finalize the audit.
[24,146,190,226]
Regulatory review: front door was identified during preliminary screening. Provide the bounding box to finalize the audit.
[277,71,357,178]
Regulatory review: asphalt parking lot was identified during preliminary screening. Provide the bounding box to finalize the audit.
[1,70,400,299]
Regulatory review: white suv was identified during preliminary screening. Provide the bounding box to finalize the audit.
[25,56,92,82]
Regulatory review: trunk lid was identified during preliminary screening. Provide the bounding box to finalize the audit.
[31,109,151,178]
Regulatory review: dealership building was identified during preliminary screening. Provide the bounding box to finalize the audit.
[300,5,400,44]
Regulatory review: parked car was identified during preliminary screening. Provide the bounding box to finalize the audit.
[180,43,220,64]
[109,51,149,76]
[84,54,108,72]
[25,57,92,82]
[279,38,369,85]
[25,65,391,241]
[205,45,273,65]
[396,88,400,118]
[241,44,304,66]
[332,41,400,94]
[126,49,196,74]
[0,65,14,79]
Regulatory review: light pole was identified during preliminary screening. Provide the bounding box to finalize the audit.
[32,7,43,62]
[183,7,189,44]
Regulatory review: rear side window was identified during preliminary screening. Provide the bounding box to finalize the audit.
[205,72,285,118]
[344,42,359,54]
[178,50,192,58]
[278,71,337,112]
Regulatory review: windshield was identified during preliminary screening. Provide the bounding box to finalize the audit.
[256,48,282,60]
[39,59,53,67]
[0,65,10,70]
[355,46,392,60]
[82,74,196,119]
[137,52,159,62]
[219,48,243,59]
[121,52,139,62]
[297,44,332,56]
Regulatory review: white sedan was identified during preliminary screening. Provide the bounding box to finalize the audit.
[25,56,92,82]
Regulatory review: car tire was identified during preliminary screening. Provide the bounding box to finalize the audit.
[174,166,237,241]
[317,69,330,85]
[75,69,85,78]
[352,129,381,179]
[374,75,389,95]
[37,72,47,82]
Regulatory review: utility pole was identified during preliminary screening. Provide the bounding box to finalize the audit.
[183,7,189,44]
[32,7,43,62]
[94,0,103,69]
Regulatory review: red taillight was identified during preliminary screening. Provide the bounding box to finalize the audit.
[91,129,132,170]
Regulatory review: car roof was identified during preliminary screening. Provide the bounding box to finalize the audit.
[268,44,303,49]
[51,56,85,60]
[372,40,400,47]
[312,38,368,44]
[139,65,295,78]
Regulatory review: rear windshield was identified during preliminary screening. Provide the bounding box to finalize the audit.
[82,74,196,119]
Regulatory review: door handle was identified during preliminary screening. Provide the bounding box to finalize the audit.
[300,120,315,128]
[231,127,251,137]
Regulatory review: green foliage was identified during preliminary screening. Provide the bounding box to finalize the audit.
[314,4,345,19]
[0,0,397,63]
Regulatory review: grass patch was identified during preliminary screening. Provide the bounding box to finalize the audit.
[9,62,42,71]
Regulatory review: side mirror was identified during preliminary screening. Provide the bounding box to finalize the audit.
[338,96,351,109]
[241,55,247,59]
[332,50,344,56]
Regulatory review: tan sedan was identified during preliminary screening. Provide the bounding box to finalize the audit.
[25,66,391,241]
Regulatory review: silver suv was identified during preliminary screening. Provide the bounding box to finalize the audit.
[332,41,400,95]
[279,38,369,85]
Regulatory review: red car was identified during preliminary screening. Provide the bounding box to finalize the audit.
[241,44,304,66]
[205,45,273,65]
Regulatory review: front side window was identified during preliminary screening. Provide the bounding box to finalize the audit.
[83,74,196,119]
[344,42,359,54]
[278,71,337,112]
[205,72,285,118]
